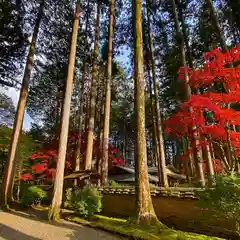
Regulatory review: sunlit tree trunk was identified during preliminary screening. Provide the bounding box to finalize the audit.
[210,141,215,159]
[133,0,160,225]
[84,88,90,133]
[84,2,100,170]
[219,143,230,172]
[0,0,44,208]
[101,0,115,186]
[97,69,106,184]
[9,120,24,201]
[172,0,205,187]
[204,138,215,186]
[147,0,168,188]
[16,146,23,202]
[182,137,191,183]
[48,0,80,220]
[74,0,90,179]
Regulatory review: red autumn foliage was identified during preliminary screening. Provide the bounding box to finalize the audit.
[166,46,240,165]
[19,173,33,181]
[20,130,125,182]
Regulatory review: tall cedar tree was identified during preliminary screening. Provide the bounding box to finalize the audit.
[0,0,44,208]
[84,2,101,170]
[48,0,80,221]
[101,0,115,186]
[146,0,168,187]
[133,0,159,224]
[74,0,91,174]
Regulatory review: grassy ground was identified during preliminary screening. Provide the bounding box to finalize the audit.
[67,215,223,240]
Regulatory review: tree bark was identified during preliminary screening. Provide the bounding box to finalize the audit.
[9,120,24,201]
[146,59,160,172]
[206,0,228,51]
[176,0,193,68]
[84,2,100,170]
[101,0,115,186]
[48,0,80,220]
[147,0,168,188]
[74,0,90,178]
[97,68,106,184]
[204,138,215,186]
[133,0,159,225]
[0,0,44,208]
[182,137,191,183]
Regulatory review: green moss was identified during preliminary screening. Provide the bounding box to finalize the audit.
[68,215,223,240]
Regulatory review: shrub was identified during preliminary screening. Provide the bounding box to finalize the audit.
[197,174,240,235]
[64,188,73,209]
[21,185,47,206]
[64,185,102,218]
[108,180,120,187]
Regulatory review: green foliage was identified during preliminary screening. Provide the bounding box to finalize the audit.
[21,185,47,206]
[64,188,73,209]
[108,180,120,186]
[64,186,102,218]
[197,174,240,234]
[0,0,28,87]
[0,126,39,183]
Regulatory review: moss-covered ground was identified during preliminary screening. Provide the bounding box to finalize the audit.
[68,215,223,240]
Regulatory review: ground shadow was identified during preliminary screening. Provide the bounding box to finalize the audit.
[3,210,123,240]
[0,223,41,240]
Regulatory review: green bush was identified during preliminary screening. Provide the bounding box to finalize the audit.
[108,180,120,186]
[21,185,47,206]
[64,188,73,209]
[64,185,102,218]
[197,174,240,235]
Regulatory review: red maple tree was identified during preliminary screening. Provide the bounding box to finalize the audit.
[166,45,240,174]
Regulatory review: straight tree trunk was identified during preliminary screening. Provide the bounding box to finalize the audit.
[84,88,90,133]
[218,0,239,44]
[96,69,106,182]
[176,0,193,68]
[9,120,24,201]
[210,141,215,159]
[219,143,230,172]
[16,146,23,202]
[146,55,161,183]
[204,138,215,186]
[48,0,80,220]
[133,0,159,225]
[172,0,205,187]
[101,0,115,186]
[94,74,102,128]
[147,0,168,188]
[0,0,44,208]
[84,2,100,170]
[206,0,228,51]
[182,138,191,183]
[74,0,90,177]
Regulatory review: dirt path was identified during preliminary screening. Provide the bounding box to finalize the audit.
[0,211,124,240]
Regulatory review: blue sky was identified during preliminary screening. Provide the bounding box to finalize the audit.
[2,87,32,130]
